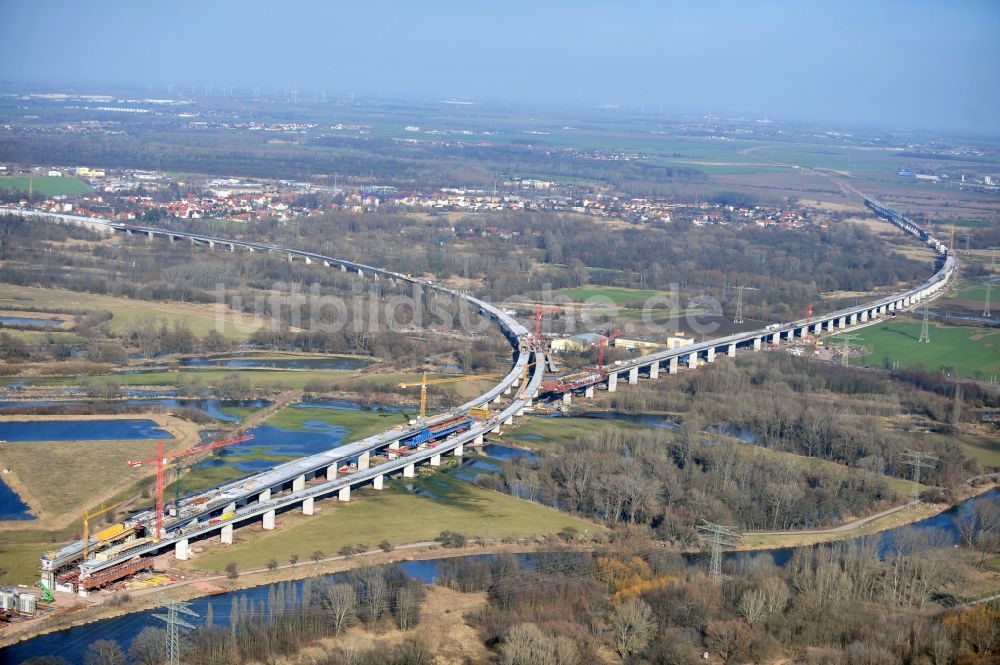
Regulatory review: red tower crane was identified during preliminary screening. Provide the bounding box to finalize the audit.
[803,303,814,339]
[529,305,561,346]
[597,330,626,371]
[126,433,253,541]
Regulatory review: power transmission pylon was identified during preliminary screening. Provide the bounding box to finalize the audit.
[733,286,745,324]
[984,280,992,318]
[152,593,199,665]
[696,520,741,580]
[838,333,860,367]
[900,449,938,503]
[918,306,931,343]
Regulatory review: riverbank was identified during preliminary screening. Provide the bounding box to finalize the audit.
[0,539,573,648]
[737,480,999,551]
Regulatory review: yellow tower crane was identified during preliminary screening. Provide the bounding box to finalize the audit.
[398,371,503,418]
[82,499,127,561]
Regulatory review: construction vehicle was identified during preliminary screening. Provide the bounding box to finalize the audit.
[37,581,54,603]
[126,433,253,541]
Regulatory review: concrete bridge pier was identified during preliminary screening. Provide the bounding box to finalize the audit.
[584,386,595,398]
[357,451,370,471]
[848,313,857,326]
[562,392,572,404]
[338,486,351,502]
[648,361,659,379]
[292,474,305,492]
[607,373,618,392]
[706,348,716,363]
[323,260,330,267]
[146,230,154,240]
[221,524,233,545]
[504,415,514,425]
[247,246,254,253]
[669,357,678,373]
[259,488,271,503]
[224,502,236,515]
[727,343,736,358]
[813,323,822,336]
[430,454,441,466]
[688,353,698,369]
[175,538,189,560]
[493,394,503,403]
[785,329,796,341]
[628,366,639,384]
[340,264,347,272]
[798,326,808,339]
[403,463,415,478]
[228,243,235,252]
[208,240,215,250]
[836,318,846,329]
[263,510,276,530]
[860,310,869,322]
[753,337,762,352]
[326,464,338,480]
[770,332,780,345]
[357,268,364,277]
[304,256,312,264]
[373,474,384,490]
[302,497,314,515]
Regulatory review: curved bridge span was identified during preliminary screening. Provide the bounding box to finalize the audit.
[0,199,954,591]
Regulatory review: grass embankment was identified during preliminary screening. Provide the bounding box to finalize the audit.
[0,176,90,196]
[0,414,207,584]
[504,414,644,448]
[264,405,409,442]
[0,284,261,340]
[832,320,1000,379]
[555,285,673,305]
[184,473,601,574]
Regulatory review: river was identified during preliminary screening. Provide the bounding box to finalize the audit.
[4,489,996,663]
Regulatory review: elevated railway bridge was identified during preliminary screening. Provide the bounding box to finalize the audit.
[0,197,955,592]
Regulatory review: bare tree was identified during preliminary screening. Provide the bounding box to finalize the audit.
[500,623,578,665]
[322,582,357,635]
[128,627,167,665]
[354,565,389,625]
[84,640,126,665]
[759,575,790,614]
[610,597,656,658]
[955,498,1000,568]
[395,585,422,630]
[706,620,752,662]
[738,588,769,626]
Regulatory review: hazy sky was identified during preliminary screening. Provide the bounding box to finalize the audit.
[3,0,999,133]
